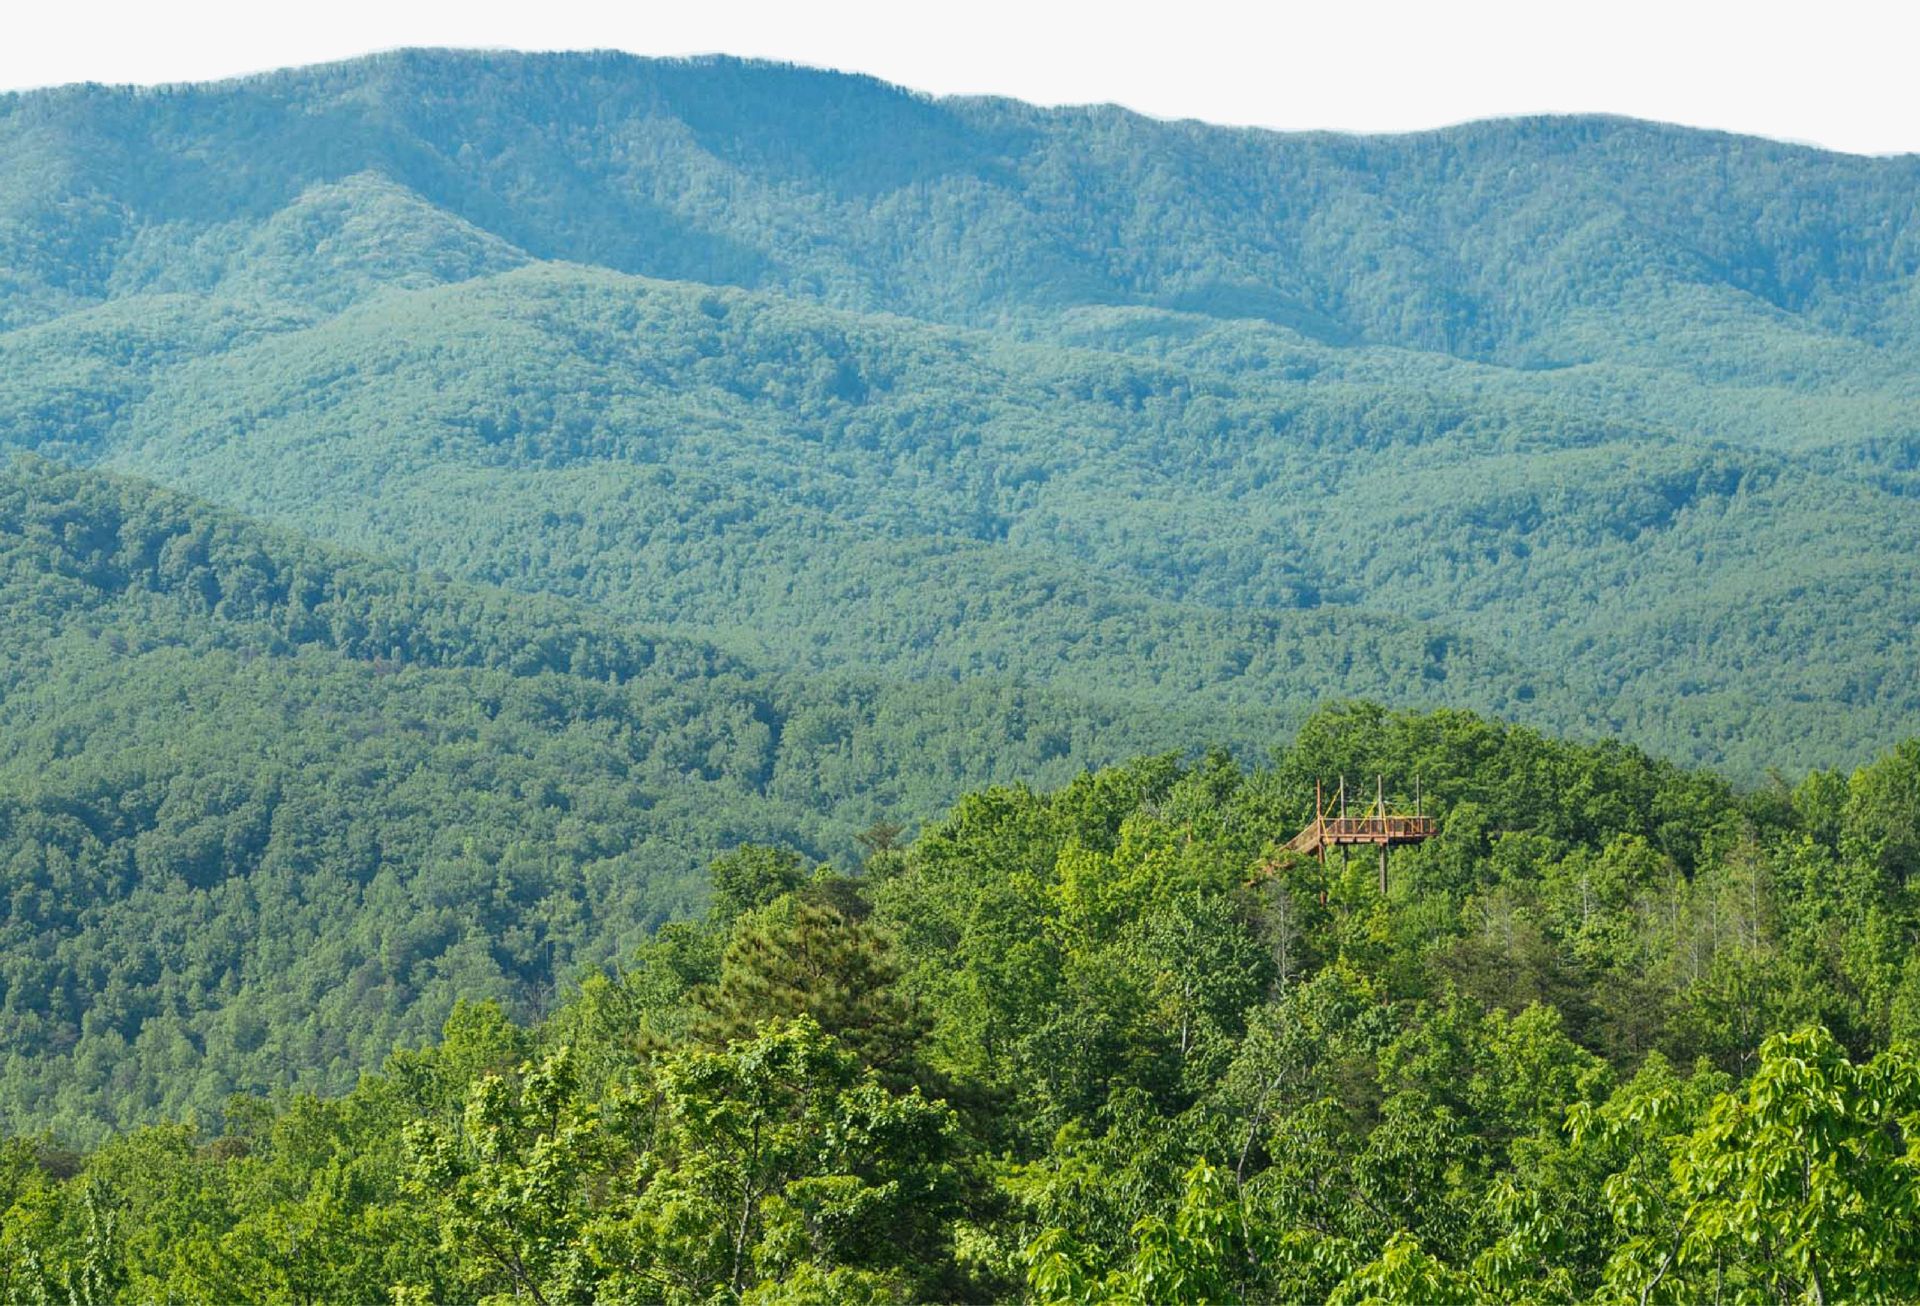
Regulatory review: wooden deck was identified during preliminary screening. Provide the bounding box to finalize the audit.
[1280,777,1437,893]
[1286,813,1438,857]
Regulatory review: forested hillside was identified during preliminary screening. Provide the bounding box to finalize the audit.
[5,53,1920,1285]
[6,51,1920,359]
[0,459,1277,1139]
[8,705,1920,1302]
[2,51,1919,775]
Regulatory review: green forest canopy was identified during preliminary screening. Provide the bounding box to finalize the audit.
[1,51,1918,776]
[8,701,1920,1302]
[3,52,1920,1300]
[0,459,1279,1140]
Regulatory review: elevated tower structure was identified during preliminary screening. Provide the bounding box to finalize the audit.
[1286,775,1436,893]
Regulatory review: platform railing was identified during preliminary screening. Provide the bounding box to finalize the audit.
[1318,815,1437,839]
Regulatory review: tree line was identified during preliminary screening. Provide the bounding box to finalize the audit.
[6,702,1920,1301]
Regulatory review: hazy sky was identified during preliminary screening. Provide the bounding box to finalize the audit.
[8,0,1916,156]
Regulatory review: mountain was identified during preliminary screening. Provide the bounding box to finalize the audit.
[4,50,1920,1132]
[3,51,1918,779]
[6,50,1920,1298]
[7,51,1920,359]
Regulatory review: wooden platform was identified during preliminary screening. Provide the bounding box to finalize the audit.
[1282,777,1436,893]
[1286,812,1438,857]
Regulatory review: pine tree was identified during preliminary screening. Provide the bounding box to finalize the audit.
[698,897,930,1082]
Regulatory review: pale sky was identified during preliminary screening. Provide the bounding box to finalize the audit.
[7,0,1917,156]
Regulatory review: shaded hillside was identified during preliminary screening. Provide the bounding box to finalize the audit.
[3,259,1912,772]
[0,459,1271,1138]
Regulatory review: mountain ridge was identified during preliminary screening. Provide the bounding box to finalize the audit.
[3,47,1918,780]
[15,48,1909,160]
[7,49,1919,356]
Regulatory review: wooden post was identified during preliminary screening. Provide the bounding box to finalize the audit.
[1315,779,1326,867]
[1339,784,1348,881]
[1379,846,1389,895]
[1313,778,1326,903]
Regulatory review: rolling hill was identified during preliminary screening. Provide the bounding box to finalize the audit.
[0,458,1278,1137]
[3,50,1920,1133]
[3,51,1918,777]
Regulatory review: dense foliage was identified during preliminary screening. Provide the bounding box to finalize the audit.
[5,53,1920,1296]
[7,704,1920,1301]
[0,52,1917,775]
[0,460,1269,1139]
